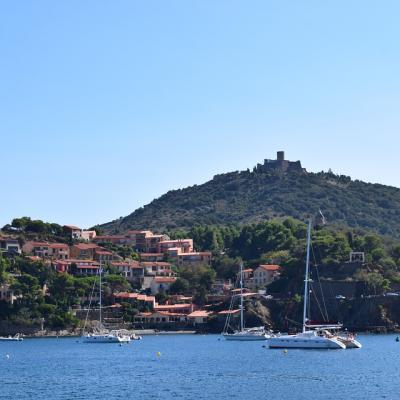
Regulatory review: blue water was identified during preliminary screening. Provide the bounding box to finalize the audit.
[0,334,399,400]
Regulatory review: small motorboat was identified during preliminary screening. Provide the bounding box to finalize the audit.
[0,334,24,341]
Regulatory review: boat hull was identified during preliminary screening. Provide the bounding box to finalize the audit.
[268,334,346,349]
[82,334,130,343]
[223,333,269,341]
[338,337,362,349]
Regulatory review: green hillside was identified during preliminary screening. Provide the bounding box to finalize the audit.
[100,163,400,238]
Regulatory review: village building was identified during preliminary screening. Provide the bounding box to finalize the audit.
[63,225,96,241]
[94,249,114,264]
[134,311,187,324]
[0,237,21,255]
[245,264,281,289]
[139,253,164,262]
[55,259,100,274]
[158,239,193,254]
[145,234,169,253]
[166,248,212,267]
[187,310,213,325]
[113,292,156,309]
[70,243,100,260]
[93,235,127,245]
[0,283,20,304]
[140,261,174,276]
[110,261,144,282]
[22,241,70,260]
[150,276,177,295]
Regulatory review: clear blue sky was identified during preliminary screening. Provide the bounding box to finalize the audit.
[1,1,399,228]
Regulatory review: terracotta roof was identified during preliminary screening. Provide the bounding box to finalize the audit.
[154,303,192,310]
[159,239,192,244]
[73,243,99,250]
[140,253,163,257]
[95,250,113,255]
[218,309,241,315]
[64,225,81,230]
[31,242,50,247]
[111,261,140,268]
[95,235,126,240]
[187,310,211,318]
[49,243,69,249]
[76,265,99,269]
[62,259,100,265]
[156,311,185,317]
[114,292,155,303]
[258,264,281,271]
[141,262,171,267]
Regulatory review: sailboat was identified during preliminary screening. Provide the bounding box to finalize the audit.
[268,219,346,349]
[82,267,130,344]
[223,262,271,341]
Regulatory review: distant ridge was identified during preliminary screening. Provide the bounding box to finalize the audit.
[100,152,400,237]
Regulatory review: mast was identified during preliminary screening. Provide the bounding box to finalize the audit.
[99,262,102,326]
[240,262,244,332]
[302,218,312,333]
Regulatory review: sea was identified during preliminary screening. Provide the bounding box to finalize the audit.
[0,334,399,400]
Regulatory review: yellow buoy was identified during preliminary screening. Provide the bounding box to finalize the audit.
[156,351,161,357]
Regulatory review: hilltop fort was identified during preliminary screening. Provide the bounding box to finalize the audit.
[254,151,306,174]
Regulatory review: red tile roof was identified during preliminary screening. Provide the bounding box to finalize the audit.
[187,310,211,318]
[259,264,281,271]
[73,243,99,250]
[49,243,69,249]
[64,225,81,230]
[141,262,171,267]
[154,303,192,311]
[218,309,241,315]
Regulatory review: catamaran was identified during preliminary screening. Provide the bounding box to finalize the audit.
[223,263,271,341]
[268,219,346,349]
[82,267,130,344]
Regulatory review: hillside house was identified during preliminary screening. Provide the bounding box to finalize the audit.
[94,249,114,264]
[0,237,21,254]
[140,253,164,262]
[247,265,281,288]
[150,277,177,295]
[158,239,193,254]
[93,235,127,245]
[110,261,144,282]
[70,243,100,260]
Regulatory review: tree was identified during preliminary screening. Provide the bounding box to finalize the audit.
[169,278,189,294]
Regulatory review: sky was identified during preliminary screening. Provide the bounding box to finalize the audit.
[1,1,400,228]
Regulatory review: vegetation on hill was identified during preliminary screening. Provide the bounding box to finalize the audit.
[170,219,400,295]
[99,168,400,238]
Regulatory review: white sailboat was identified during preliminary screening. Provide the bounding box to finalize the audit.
[82,267,130,344]
[268,219,346,349]
[223,263,271,341]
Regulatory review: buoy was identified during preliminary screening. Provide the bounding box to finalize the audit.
[6,354,10,359]
[283,349,288,354]
[156,351,161,357]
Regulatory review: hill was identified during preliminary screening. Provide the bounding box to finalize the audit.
[100,154,400,237]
